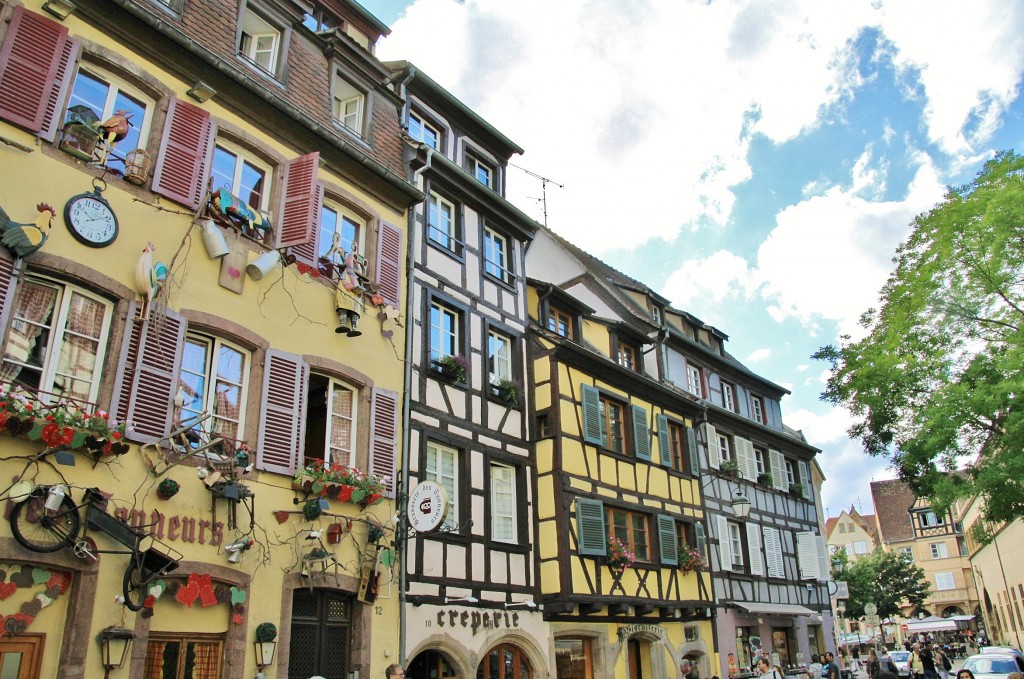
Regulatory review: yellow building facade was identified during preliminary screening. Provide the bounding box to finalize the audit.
[0,1,419,677]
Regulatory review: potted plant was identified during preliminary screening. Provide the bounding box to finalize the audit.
[157,478,180,500]
[789,482,806,498]
[757,472,773,487]
[255,622,277,643]
[719,459,740,477]
[492,378,521,407]
[431,354,469,382]
[677,546,704,575]
[606,534,636,575]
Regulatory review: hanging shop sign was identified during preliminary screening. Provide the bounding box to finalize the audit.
[408,481,448,533]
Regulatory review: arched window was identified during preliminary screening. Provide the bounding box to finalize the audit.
[409,649,458,678]
[476,644,532,679]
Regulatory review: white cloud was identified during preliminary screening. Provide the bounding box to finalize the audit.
[746,348,772,363]
[796,364,809,373]
[661,249,753,309]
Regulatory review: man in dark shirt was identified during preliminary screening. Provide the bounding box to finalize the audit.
[920,643,938,679]
[825,652,841,679]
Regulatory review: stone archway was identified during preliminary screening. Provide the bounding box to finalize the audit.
[407,635,474,679]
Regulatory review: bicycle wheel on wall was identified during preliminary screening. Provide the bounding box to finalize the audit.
[122,561,147,611]
[10,489,81,553]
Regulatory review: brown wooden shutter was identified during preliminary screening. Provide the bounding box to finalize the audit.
[256,350,307,475]
[369,387,398,497]
[375,222,402,307]
[276,152,320,249]
[0,253,21,344]
[151,97,215,209]
[125,306,186,442]
[109,300,145,428]
[0,7,69,132]
[38,38,79,142]
[290,182,323,265]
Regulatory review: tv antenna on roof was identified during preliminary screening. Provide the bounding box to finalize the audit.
[510,163,563,228]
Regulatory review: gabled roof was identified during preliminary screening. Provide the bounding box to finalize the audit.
[870,479,918,544]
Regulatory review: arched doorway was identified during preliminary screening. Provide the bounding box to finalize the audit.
[409,649,458,678]
[942,607,965,618]
[476,643,533,679]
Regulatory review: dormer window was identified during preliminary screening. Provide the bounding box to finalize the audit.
[547,305,574,339]
[302,3,339,32]
[466,153,495,189]
[409,112,441,150]
[239,10,280,75]
[332,74,365,136]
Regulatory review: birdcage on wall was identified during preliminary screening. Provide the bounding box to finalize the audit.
[124,149,153,185]
[58,122,100,161]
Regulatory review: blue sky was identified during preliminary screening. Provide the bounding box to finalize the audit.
[370,0,1024,520]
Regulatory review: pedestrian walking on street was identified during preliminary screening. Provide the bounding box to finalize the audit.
[911,643,925,679]
[867,648,881,679]
[921,642,938,679]
[825,652,841,679]
[936,646,952,679]
[853,647,862,673]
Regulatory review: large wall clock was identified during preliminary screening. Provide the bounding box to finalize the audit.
[64,181,119,248]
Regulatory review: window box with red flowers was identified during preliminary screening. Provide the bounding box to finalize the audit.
[0,388,127,457]
[677,546,705,575]
[292,459,386,507]
[606,534,636,576]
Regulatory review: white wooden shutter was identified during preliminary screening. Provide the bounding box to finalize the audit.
[704,422,720,469]
[369,388,398,497]
[796,531,819,580]
[632,405,650,461]
[799,460,812,499]
[576,498,606,556]
[770,449,788,492]
[276,151,320,249]
[256,350,307,475]
[656,414,672,466]
[717,514,732,572]
[816,535,830,582]
[125,307,186,442]
[746,522,764,576]
[658,514,678,565]
[735,436,756,481]
[763,527,784,578]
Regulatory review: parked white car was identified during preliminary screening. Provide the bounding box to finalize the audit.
[961,653,1024,679]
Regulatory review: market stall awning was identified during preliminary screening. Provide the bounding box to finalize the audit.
[905,616,958,632]
[735,603,816,616]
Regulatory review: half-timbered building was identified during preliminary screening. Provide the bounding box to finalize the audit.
[526,228,716,679]
[664,317,832,675]
[0,1,418,677]
[390,62,546,678]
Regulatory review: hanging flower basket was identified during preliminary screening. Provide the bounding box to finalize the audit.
[677,546,704,575]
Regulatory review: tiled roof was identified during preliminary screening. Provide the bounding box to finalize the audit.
[870,479,917,544]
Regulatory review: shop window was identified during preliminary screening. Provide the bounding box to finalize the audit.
[410,650,458,678]
[178,333,249,444]
[211,140,272,214]
[0,276,113,405]
[303,373,357,468]
[555,638,593,679]
[476,644,532,679]
[288,589,352,679]
[490,462,517,543]
[144,633,224,679]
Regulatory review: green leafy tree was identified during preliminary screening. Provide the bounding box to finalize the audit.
[815,150,1024,530]
[835,550,930,620]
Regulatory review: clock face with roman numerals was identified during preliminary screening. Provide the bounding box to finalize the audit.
[64,192,119,248]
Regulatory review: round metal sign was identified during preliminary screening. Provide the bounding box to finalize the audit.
[864,603,877,616]
[407,481,448,533]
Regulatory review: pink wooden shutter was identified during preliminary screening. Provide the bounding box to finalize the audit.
[290,182,322,265]
[151,97,215,209]
[0,7,69,132]
[375,222,402,307]
[276,152,320,249]
[0,253,21,344]
[256,350,307,475]
[369,387,398,497]
[125,307,186,442]
[38,38,79,142]
[109,300,144,428]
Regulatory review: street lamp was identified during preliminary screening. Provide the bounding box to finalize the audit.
[97,626,134,678]
[732,492,751,519]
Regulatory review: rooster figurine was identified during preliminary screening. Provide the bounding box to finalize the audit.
[0,203,55,258]
[135,241,168,318]
[96,109,133,166]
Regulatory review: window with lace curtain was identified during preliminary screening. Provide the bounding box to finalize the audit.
[0,277,113,405]
[144,633,223,679]
[303,374,357,469]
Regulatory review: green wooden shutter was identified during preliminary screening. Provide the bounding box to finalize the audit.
[581,384,603,445]
[657,414,672,466]
[686,426,699,476]
[632,404,650,461]
[576,498,606,556]
[695,522,706,561]
[658,514,678,565]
